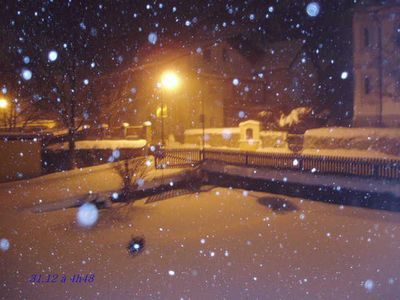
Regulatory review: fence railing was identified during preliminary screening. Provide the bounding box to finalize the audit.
[155,148,400,180]
[154,148,202,169]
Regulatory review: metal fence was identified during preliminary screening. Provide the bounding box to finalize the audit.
[155,148,400,180]
[154,148,202,169]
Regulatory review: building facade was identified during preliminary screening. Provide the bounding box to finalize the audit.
[353,1,400,127]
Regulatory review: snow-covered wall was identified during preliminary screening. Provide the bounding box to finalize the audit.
[260,131,288,148]
[184,128,240,148]
[48,139,147,150]
[185,127,290,149]
[0,139,42,182]
[304,127,400,156]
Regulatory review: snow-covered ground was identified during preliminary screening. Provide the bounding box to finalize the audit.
[1,176,400,299]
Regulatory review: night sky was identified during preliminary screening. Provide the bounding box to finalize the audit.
[0,0,363,123]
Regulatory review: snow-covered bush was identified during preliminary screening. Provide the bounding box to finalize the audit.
[114,157,149,200]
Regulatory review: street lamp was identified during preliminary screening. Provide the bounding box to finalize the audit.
[0,97,9,128]
[0,98,8,109]
[159,71,180,146]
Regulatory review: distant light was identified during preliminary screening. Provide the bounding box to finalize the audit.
[0,98,8,109]
[1,87,7,94]
[48,50,58,62]
[185,20,191,26]
[0,238,10,251]
[306,2,320,17]
[232,78,240,86]
[148,32,158,45]
[112,192,119,200]
[122,122,129,127]
[21,69,32,80]
[76,203,98,227]
[268,6,274,13]
[341,71,348,80]
[23,56,30,64]
[168,270,175,276]
[238,111,246,118]
[83,79,89,85]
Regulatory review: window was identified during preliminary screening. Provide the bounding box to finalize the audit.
[363,28,370,47]
[203,49,211,61]
[364,77,371,95]
[246,128,253,140]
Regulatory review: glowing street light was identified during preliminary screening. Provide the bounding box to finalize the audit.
[161,71,180,91]
[159,71,180,147]
[0,97,9,128]
[0,98,8,109]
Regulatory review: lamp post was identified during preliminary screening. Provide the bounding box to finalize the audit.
[160,71,180,147]
[201,95,205,155]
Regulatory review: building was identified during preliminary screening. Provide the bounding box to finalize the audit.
[116,32,319,143]
[353,1,400,127]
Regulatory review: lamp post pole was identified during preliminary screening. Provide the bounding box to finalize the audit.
[160,70,180,148]
[161,89,165,147]
[201,96,205,156]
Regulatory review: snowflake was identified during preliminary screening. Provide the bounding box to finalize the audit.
[48,50,58,62]
[76,203,98,227]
